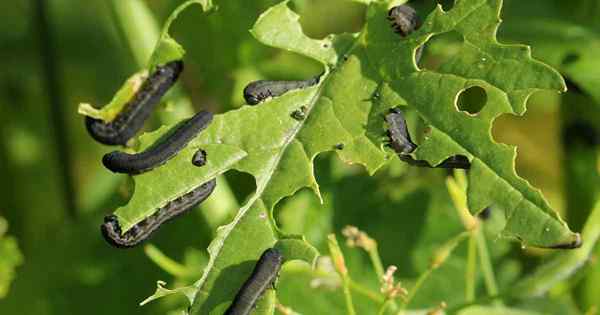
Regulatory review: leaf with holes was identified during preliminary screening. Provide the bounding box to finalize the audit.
[104,0,579,313]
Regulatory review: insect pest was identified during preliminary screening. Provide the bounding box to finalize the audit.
[192,149,207,167]
[224,248,283,315]
[102,111,213,174]
[387,5,421,37]
[387,5,424,62]
[243,74,322,105]
[85,60,184,146]
[385,108,417,154]
[101,179,216,248]
[385,108,471,169]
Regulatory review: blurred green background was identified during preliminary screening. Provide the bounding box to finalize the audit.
[0,0,598,314]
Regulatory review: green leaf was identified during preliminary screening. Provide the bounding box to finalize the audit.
[0,218,23,299]
[105,0,578,312]
[77,69,148,122]
[147,0,216,70]
[512,198,600,297]
[274,236,320,267]
[370,0,578,248]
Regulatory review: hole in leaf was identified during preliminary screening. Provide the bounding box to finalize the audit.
[410,1,452,16]
[417,30,463,71]
[296,0,366,39]
[224,170,257,205]
[561,53,580,66]
[491,93,562,203]
[456,86,487,115]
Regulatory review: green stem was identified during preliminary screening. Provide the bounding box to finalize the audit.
[328,235,356,315]
[369,244,385,279]
[399,268,432,313]
[343,277,357,315]
[476,229,499,298]
[378,299,394,315]
[108,0,159,67]
[349,280,384,303]
[465,233,477,302]
[144,244,190,277]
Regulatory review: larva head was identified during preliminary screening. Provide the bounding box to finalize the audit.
[259,248,284,273]
[243,82,266,105]
[388,5,421,37]
[101,215,126,247]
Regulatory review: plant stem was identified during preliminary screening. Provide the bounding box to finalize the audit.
[33,0,77,220]
[378,299,394,315]
[328,234,356,315]
[476,229,499,299]
[108,0,158,67]
[402,268,432,311]
[465,233,477,302]
[369,244,385,279]
[144,244,190,277]
[349,279,384,303]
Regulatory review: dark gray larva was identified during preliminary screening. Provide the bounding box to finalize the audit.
[243,74,322,105]
[192,149,207,167]
[385,108,471,169]
[385,108,417,154]
[101,178,216,248]
[224,248,283,315]
[102,111,213,174]
[85,60,184,146]
[387,5,424,62]
[387,5,421,37]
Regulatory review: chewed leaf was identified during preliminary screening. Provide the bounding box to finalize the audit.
[251,1,346,65]
[140,281,197,306]
[109,0,581,313]
[274,236,320,267]
[148,0,215,70]
[77,70,148,122]
[362,0,578,248]
[147,36,185,71]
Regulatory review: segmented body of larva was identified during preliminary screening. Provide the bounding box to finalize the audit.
[102,111,213,174]
[243,74,322,105]
[224,248,283,315]
[101,179,216,248]
[85,60,183,146]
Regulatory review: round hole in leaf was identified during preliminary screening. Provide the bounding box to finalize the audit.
[417,30,463,71]
[457,86,487,115]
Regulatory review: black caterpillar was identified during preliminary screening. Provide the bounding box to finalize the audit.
[85,60,184,146]
[385,108,471,169]
[225,248,283,315]
[102,111,213,174]
[388,5,424,62]
[243,74,322,105]
[101,179,216,248]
